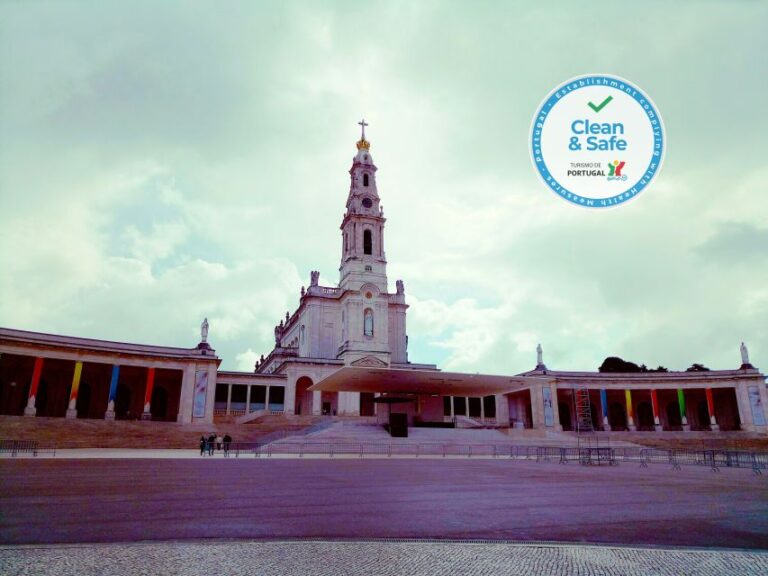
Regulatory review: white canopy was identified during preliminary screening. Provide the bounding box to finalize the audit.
[308,366,547,397]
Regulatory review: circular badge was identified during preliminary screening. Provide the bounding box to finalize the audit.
[530,74,665,208]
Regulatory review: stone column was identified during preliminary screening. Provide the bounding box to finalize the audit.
[283,376,296,416]
[517,395,527,429]
[226,384,232,415]
[650,389,662,431]
[625,389,636,431]
[312,390,321,415]
[245,385,252,414]
[464,397,470,417]
[494,394,510,427]
[530,386,545,430]
[734,383,750,431]
[104,365,120,420]
[204,363,217,423]
[705,388,719,431]
[66,361,83,419]
[177,364,195,423]
[550,383,562,431]
[141,367,155,420]
[600,389,610,431]
[756,381,768,429]
[678,388,690,431]
[480,397,485,420]
[24,357,44,417]
[449,396,455,418]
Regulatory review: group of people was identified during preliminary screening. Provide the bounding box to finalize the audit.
[199,433,232,456]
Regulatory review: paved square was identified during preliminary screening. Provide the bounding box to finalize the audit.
[1,458,766,548]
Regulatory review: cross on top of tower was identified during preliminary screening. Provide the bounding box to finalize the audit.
[356,118,371,151]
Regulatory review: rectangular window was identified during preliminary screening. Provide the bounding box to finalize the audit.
[230,385,247,411]
[269,387,285,410]
[214,384,228,411]
[483,396,496,418]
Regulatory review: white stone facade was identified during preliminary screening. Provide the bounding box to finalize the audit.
[252,133,425,416]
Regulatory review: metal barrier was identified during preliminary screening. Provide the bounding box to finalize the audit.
[221,440,768,473]
[0,439,56,457]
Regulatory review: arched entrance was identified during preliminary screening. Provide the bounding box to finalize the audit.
[713,388,741,431]
[666,402,682,429]
[151,386,168,421]
[294,377,313,415]
[76,382,91,419]
[609,402,627,430]
[115,385,132,420]
[36,379,49,416]
[696,400,710,430]
[558,402,572,431]
[637,402,654,430]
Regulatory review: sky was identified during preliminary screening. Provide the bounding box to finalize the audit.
[1,1,767,375]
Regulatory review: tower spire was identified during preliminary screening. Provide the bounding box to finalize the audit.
[339,120,386,292]
[356,119,370,151]
[358,118,368,140]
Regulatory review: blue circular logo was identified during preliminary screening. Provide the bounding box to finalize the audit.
[530,74,665,208]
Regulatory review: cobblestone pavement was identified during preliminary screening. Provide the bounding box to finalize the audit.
[1,540,767,576]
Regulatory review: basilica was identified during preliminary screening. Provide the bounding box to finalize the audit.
[1,125,766,435]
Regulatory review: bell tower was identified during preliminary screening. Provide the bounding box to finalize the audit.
[339,120,388,292]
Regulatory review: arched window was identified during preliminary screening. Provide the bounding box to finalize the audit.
[363,229,372,255]
[363,173,369,187]
[364,308,374,336]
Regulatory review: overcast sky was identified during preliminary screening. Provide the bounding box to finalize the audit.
[1,1,766,375]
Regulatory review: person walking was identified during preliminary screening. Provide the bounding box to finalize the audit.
[207,433,215,456]
[223,433,232,457]
[216,433,223,453]
[199,435,206,456]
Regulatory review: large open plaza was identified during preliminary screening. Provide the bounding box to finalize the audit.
[2,456,766,548]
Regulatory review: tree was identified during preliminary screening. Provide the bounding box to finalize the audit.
[685,363,710,372]
[599,357,642,373]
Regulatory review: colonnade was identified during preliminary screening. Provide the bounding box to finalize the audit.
[510,382,765,432]
[215,383,285,415]
[21,356,169,420]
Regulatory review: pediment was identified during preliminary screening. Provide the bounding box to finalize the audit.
[351,356,389,368]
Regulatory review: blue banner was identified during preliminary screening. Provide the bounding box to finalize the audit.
[193,370,208,418]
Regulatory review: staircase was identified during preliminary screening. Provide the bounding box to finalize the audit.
[454,416,498,429]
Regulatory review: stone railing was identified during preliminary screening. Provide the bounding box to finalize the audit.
[214,409,247,418]
[307,285,342,298]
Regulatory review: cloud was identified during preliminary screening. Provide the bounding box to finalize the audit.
[235,348,259,372]
[695,222,768,266]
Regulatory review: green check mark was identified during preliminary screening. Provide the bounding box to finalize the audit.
[587,95,613,113]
